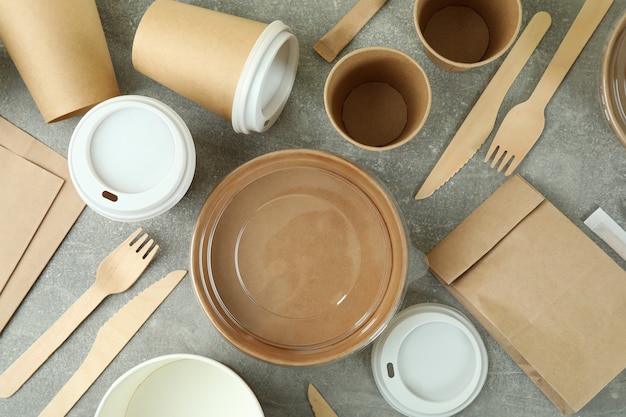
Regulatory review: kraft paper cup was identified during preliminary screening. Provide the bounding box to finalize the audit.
[132,0,299,134]
[0,0,120,123]
[324,47,431,151]
[414,0,522,71]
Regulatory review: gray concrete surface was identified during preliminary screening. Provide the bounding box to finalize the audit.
[1,0,626,416]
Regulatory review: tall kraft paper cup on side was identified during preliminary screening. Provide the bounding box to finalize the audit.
[414,0,522,71]
[132,0,299,134]
[0,0,120,122]
[324,47,431,151]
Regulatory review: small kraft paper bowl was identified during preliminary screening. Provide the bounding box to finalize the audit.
[324,47,431,151]
[95,354,264,417]
[414,0,522,71]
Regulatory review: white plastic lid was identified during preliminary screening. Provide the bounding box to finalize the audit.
[68,95,196,222]
[371,303,488,417]
[232,20,299,134]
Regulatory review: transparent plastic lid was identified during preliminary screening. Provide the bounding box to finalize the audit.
[191,150,408,365]
[601,14,626,149]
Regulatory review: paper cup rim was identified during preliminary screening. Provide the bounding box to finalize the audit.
[413,0,523,71]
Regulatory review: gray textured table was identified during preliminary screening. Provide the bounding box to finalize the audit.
[1,1,625,416]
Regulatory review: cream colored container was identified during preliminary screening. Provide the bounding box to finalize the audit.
[95,354,264,417]
[132,0,299,134]
[0,0,120,122]
[324,47,431,151]
[414,0,522,71]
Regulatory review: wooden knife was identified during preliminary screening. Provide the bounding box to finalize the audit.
[308,384,339,417]
[38,270,187,417]
[415,11,551,199]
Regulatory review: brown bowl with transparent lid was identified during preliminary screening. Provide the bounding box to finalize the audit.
[191,149,408,365]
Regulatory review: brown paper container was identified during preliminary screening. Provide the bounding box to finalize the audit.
[324,47,431,151]
[427,175,626,414]
[132,0,299,134]
[0,0,120,123]
[414,0,522,71]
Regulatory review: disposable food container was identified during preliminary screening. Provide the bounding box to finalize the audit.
[191,149,408,365]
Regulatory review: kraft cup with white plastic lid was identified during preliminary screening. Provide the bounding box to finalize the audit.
[414,0,522,71]
[68,95,196,222]
[95,354,264,417]
[371,303,488,417]
[132,0,299,134]
[324,47,431,151]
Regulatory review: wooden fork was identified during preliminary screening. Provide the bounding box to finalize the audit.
[484,0,614,175]
[0,228,158,398]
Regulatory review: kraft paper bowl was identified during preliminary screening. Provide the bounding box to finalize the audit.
[324,47,431,151]
[191,149,408,366]
[132,0,299,134]
[601,13,626,149]
[414,0,522,71]
[95,354,264,417]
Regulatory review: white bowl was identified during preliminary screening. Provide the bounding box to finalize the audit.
[95,354,264,417]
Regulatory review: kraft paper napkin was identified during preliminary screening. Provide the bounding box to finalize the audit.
[0,117,85,333]
[0,145,63,295]
[427,175,626,414]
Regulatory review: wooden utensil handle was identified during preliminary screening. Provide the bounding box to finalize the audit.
[0,285,106,398]
[314,0,388,62]
[532,0,613,105]
[37,348,103,417]
[472,12,552,125]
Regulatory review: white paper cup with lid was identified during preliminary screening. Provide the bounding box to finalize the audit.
[371,303,488,417]
[132,0,299,134]
[68,95,196,222]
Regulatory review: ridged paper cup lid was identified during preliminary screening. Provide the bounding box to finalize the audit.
[372,303,488,417]
[232,21,299,133]
[68,95,195,221]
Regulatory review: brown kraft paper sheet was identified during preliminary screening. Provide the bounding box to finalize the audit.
[0,117,85,333]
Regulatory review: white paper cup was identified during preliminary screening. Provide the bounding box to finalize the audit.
[414,0,522,71]
[132,0,299,134]
[95,354,264,417]
[371,304,488,417]
[68,95,195,222]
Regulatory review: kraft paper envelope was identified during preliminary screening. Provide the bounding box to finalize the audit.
[0,145,63,294]
[0,117,85,333]
[427,175,626,415]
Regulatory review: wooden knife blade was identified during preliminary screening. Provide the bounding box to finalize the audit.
[38,269,187,417]
[415,11,551,199]
[308,384,339,417]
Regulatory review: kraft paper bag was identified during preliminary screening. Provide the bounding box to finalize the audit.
[0,145,63,294]
[427,175,626,414]
[0,117,85,333]
[0,0,120,122]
